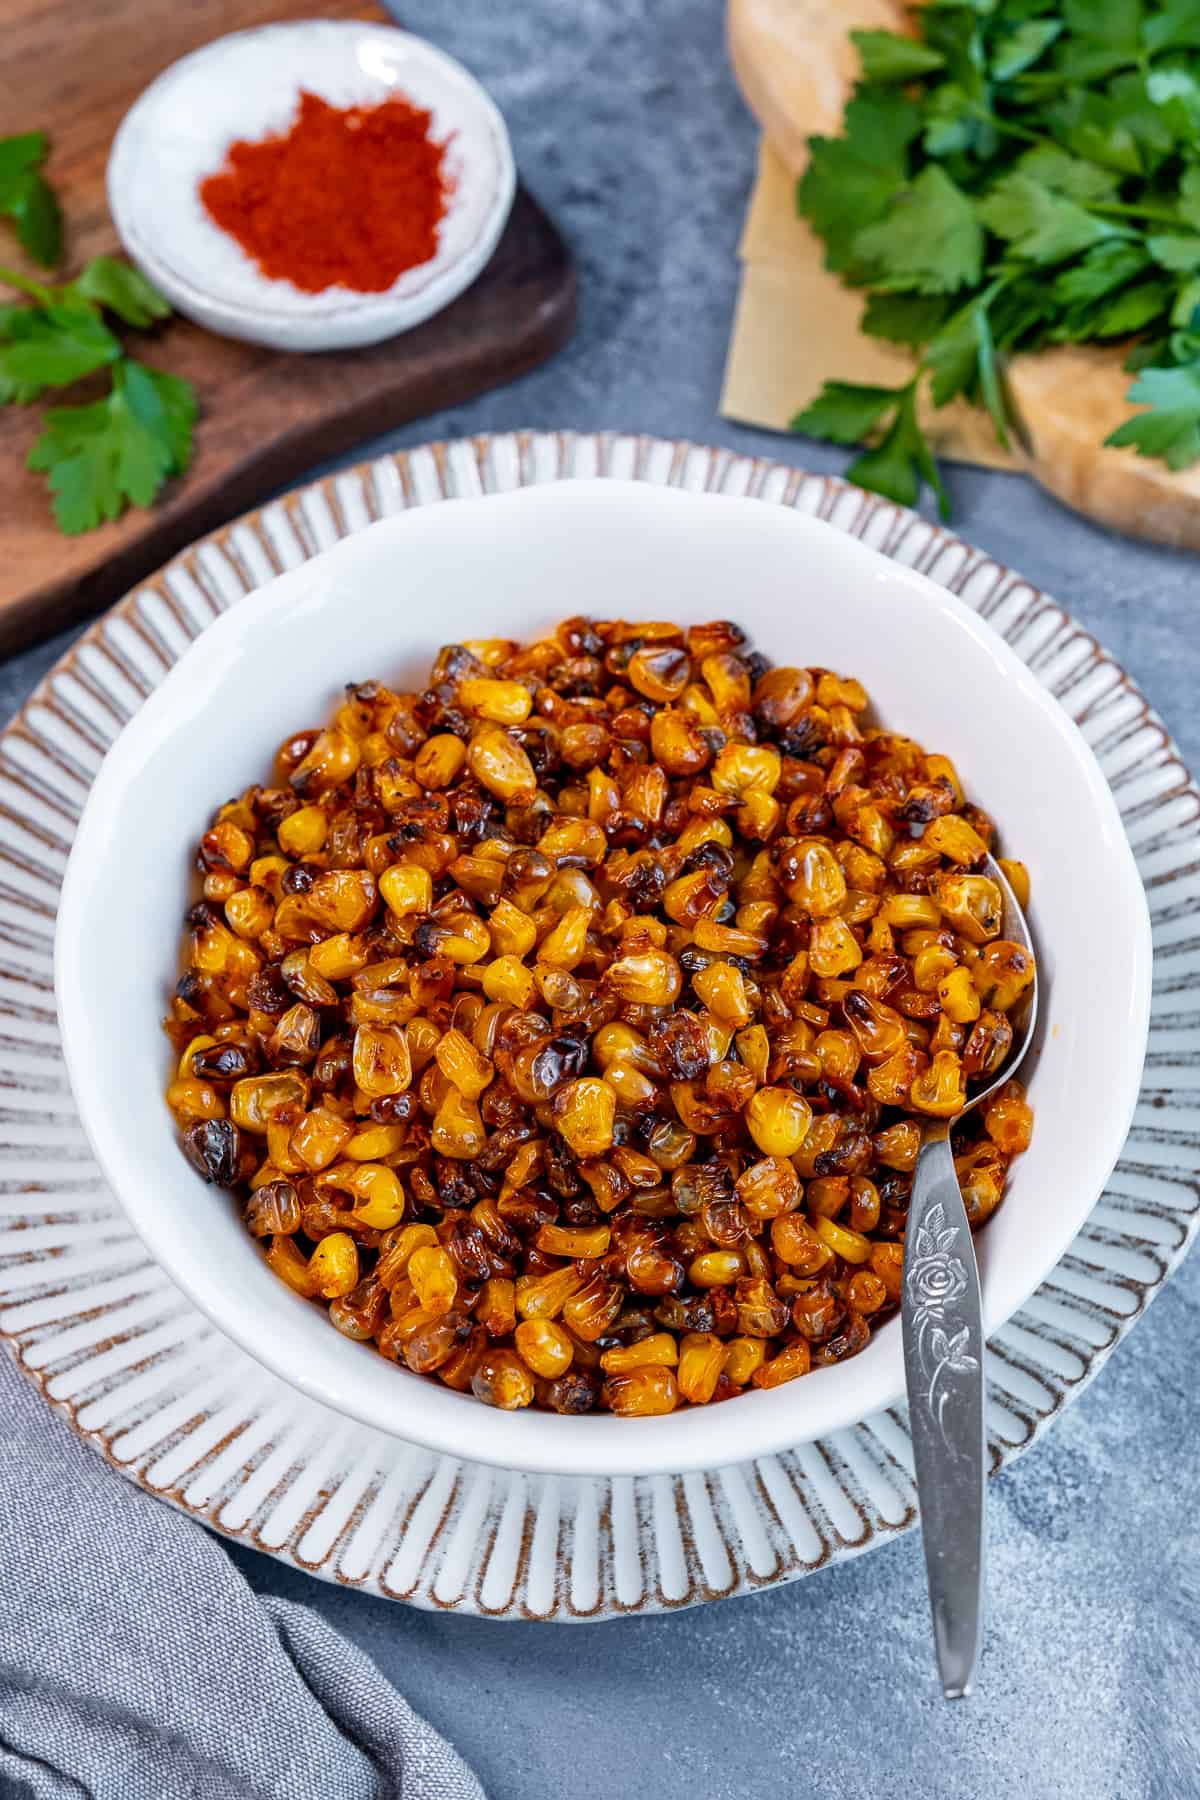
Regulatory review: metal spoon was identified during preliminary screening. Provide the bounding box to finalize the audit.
[901,855,1037,1700]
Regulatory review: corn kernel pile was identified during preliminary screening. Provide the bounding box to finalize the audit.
[164,619,1035,1417]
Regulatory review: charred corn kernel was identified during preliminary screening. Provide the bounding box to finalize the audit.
[688,1249,746,1287]
[816,671,868,711]
[459,677,533,724]
[481,955,536,1008]
[747,1087,813,1157]
[649,707,710,775]
[842,990,908,1062]
[467,725,537,803]
[249,853,289,898]
[938,965,981,1024]
[914,944,958,991]
[553,1078,616,1158]
[375,1224,438,1288]
[538,905,592,969]
[724,1336,767,1384]
[380,863,433,919]
[812,1215,872,1264]
[932,872,1003,943]
[536,1222,612,1260]
[435,1027,494,1099]
[737,789,782,840]
[846,1270,888,1315]
[305,933,366,981]
[230,1071,309,1133]
[266,1234,316,1296]
[692,917,767,959]
[461,637,514,665]
[277,805,328,856]
[924,813,989,865]
[325,1162,405,1228]
[602,1059,659,1108]
[539,818,607,866]
[305,870,377,933]
[692,960,751,1026]
[352,1024,412,1097]
[786,839,847,918]
[409,1245,458,1315]
[808,917,863,978]
[605,948,682,1006]
[880,894,942,930]
[477,1276,518,1337]
[343,1122,407,1161]
[711,743,781,797]
[412,733,467,790]
[665,1332,720,1402]
[516,1265,586,1320]
[735,1025,770,1084]
[751,1340,811,1388]
[601,1332,679,1375]
[291,1107,353,1172]
[973,939,1035,1010]
[514,1318,574,1377]
[488,897,538,958]
[431,1088,487,1159]
[770,1212,828,1271]
[676,817,733,854]
[308,1231,359,1299]
[604,1366,679,1416]
[868,1241,905,1302]
[910,1049,968,1118]
[436,914,492,964]
[662,869,726,926]
[472,1349,535,1410]
[985,1080,1034,1155]
[924,752,964,805]
[224,887,273,940]
[165,1077,225,1124]
[593,1023,660,1076]
[997,858,1030,910]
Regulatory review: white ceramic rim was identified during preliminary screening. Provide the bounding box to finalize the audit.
[54,478,1153,1479]
[106,21,517,351]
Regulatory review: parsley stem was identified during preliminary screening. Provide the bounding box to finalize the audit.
[0,264,53,304]
[1088,199,1187,226]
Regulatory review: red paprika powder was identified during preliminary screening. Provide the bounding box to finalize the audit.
[199,89,449,294]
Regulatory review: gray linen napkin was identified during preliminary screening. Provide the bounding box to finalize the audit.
[0,1347,485,1800]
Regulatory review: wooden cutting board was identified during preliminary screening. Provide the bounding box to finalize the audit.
[0,0,576,653]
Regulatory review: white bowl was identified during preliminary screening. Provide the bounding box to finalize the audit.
[54,481,1152,1478]
[107,22,515,351]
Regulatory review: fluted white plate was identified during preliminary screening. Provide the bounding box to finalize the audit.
[4,431,1196,1619]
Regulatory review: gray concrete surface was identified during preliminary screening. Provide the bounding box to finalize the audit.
[2,3,1197,1796]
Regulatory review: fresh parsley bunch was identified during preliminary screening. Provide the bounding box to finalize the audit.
[792,0,1200,517]
[1,131,197,534]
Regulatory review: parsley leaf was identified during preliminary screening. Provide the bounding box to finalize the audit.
[851,31,945,82]
[791,381,909,444]
[0,132,61,267]
[27,358,195,534]
[1147,233,1200,270]
[992,18,1063,80]
[0,301,121,402]
[861,292,952,345]
[1105,361,1200,467]
[798,88,918,276]
[1014,144,1121,204]
[845,383,950,519]
[854,166,984,294]
[978,172,1127,263]
[71,257,171,329]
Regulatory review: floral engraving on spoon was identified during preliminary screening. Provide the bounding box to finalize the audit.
[906,1202,979,1458]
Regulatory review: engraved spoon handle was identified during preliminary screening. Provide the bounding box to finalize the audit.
[902,1122,986,1700]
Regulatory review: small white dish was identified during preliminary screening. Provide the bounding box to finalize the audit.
[55,479,1152,1480]
[107,21,516,351]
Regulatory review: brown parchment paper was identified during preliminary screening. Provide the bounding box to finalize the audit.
[719,140,1018,470]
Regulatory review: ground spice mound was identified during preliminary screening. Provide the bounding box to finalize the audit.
[199,88,449,294]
